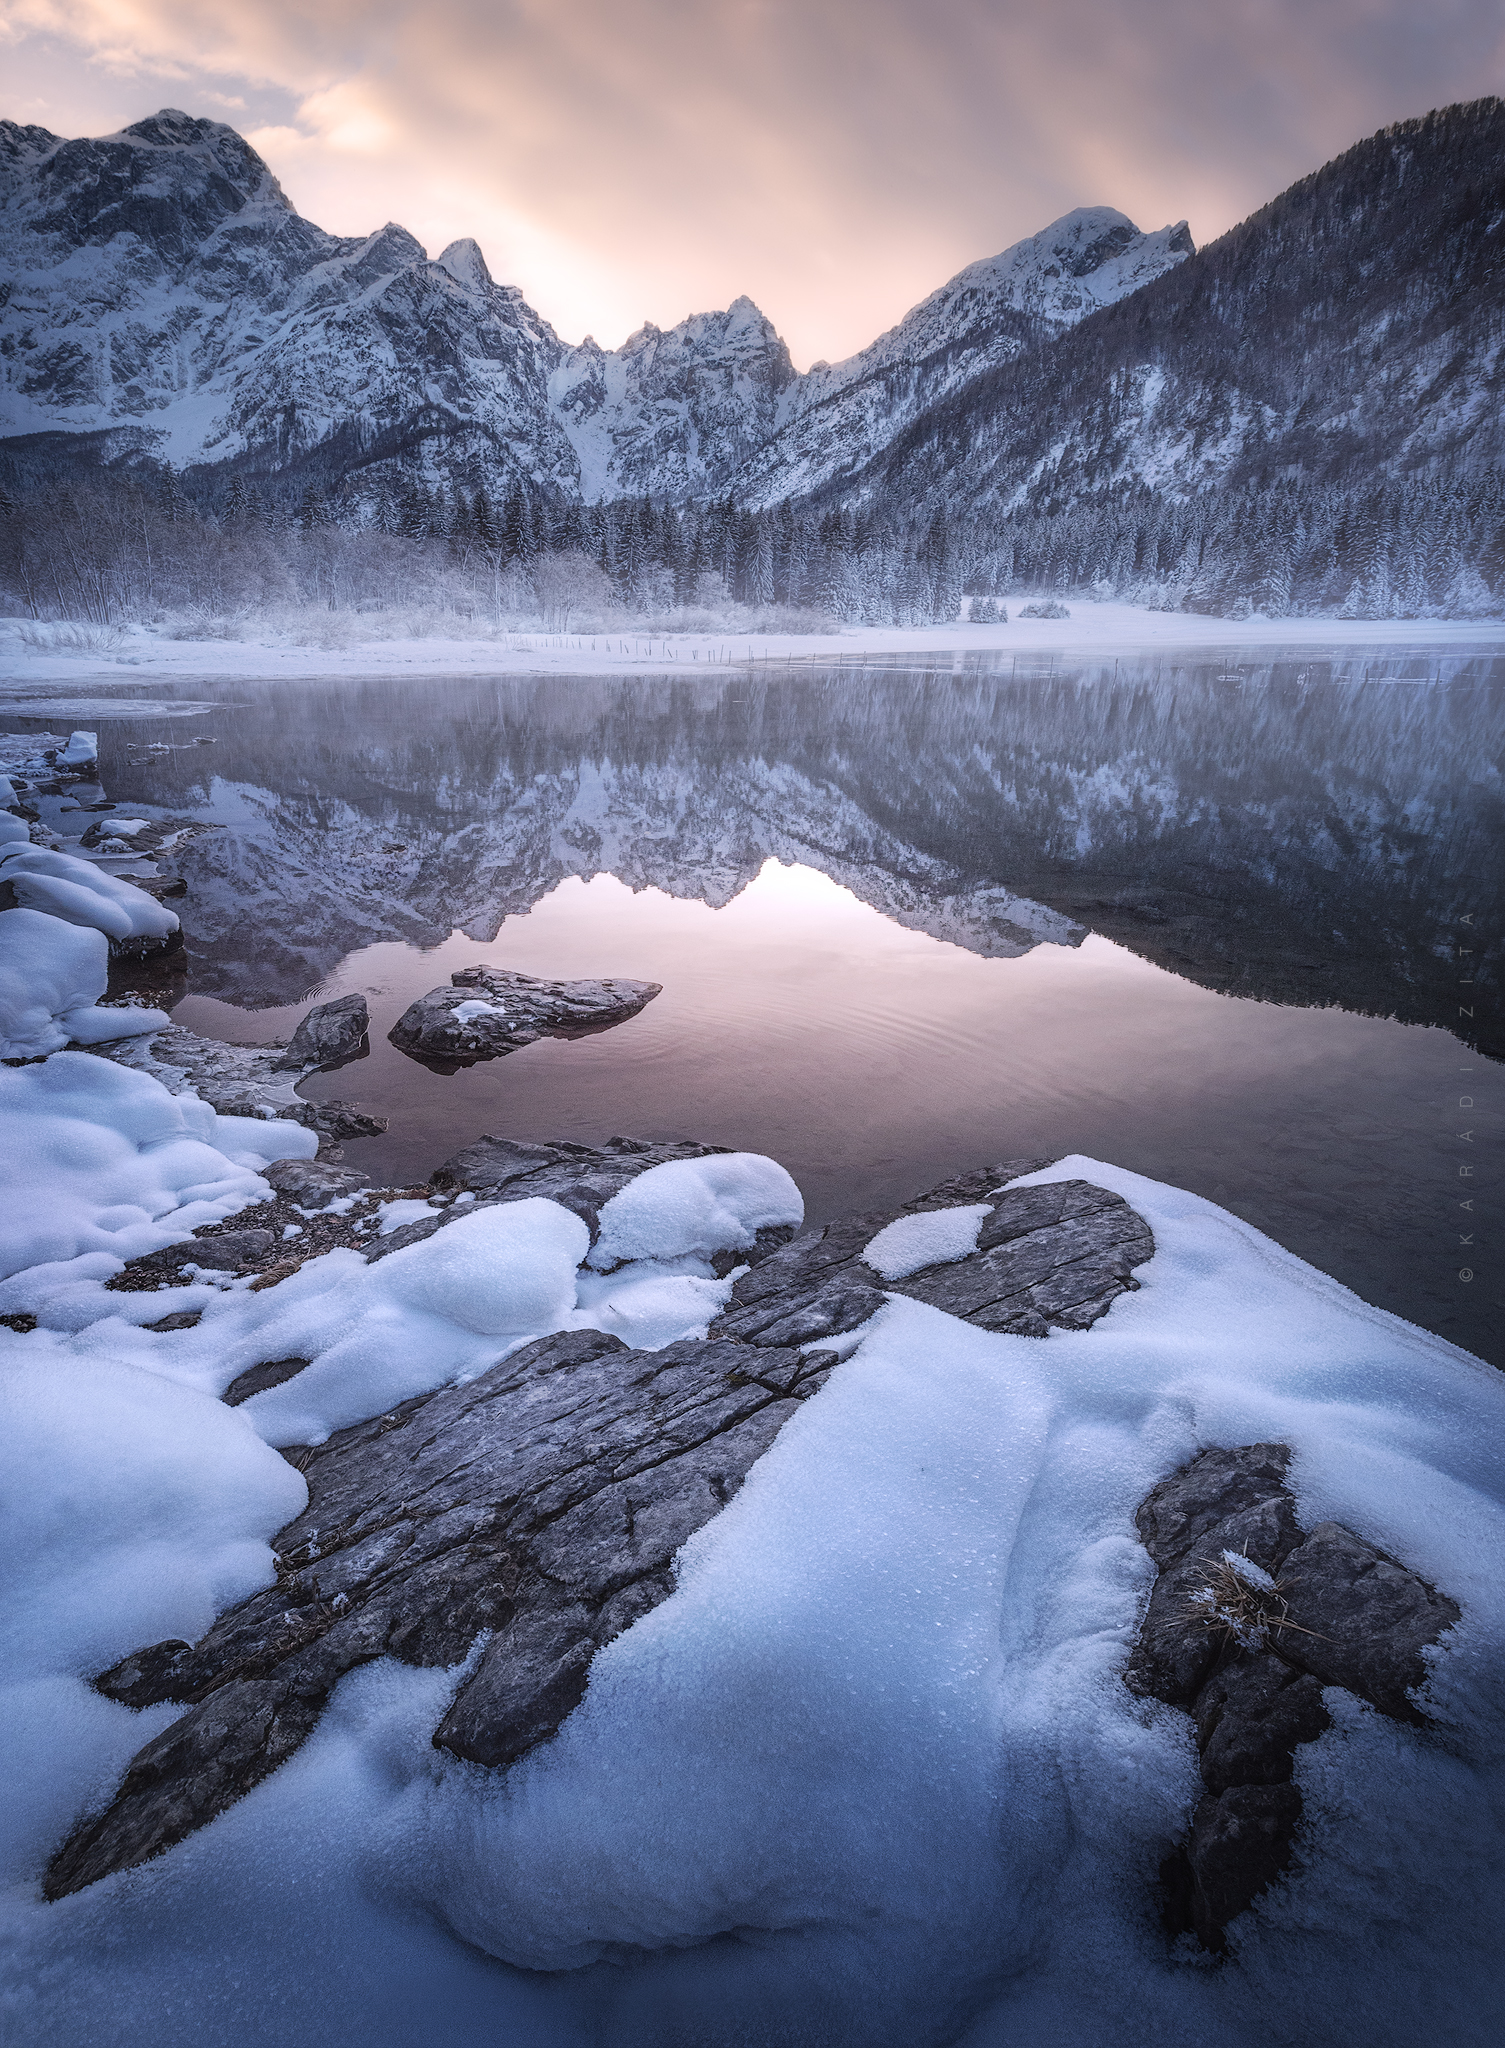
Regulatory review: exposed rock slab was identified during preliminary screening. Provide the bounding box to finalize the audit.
[387,966,661,1071]
[1128,1444,1460,1949]
[89,1014,386,1142]
[711,1162,1151,1344]
[45,1328,835,1899]
[48,1156,1154,1901]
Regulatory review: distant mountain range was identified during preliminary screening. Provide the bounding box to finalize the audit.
[0,108,1190,504]
[2,99,1501,620]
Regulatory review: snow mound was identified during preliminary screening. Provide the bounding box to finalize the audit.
[1,844,180,942]
[0,811,27,844]
[588,1152,803,1271]
[0,907,167,1058]
[4,1141,1503,2044]
[863,1202,991,1279]
[396,1156,1505,2038]
[57,730,97,766]
[218,1200,592,1446]
[0,1050,314,1282]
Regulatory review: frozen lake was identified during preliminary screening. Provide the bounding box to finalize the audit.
[7,645,1500,1363]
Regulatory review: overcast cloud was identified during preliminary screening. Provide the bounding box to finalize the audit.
[4,0,1501,364]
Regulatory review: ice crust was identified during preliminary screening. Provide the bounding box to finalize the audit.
[863,1201,991,1278]
[1,1115,1502,2045]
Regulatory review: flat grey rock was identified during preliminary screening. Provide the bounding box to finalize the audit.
[1279,1521,1462,1721]
[1131,1445,1459,1949]
[183,1228,275,1273]
[388,966,660,1070]
[712,1164,1150,1345]
[263,1158,370,1204]
[271,995,369,1072]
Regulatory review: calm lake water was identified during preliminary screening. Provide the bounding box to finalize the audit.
[6,647,1501,1363]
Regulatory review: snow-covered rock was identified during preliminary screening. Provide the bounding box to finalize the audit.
[0,845,180,948]
[0,907,172,1058]
[0,1047,314,1280]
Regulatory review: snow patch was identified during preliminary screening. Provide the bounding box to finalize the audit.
[588,1152,803,1271]
[863,1203,990,1279]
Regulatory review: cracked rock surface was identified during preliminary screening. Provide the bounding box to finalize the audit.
[46,1327,835,1900]
[711,1162,1153,1344]
[45,1155,1154,1901]
[1128,1444,1460,1949]
[387,965,661,1070]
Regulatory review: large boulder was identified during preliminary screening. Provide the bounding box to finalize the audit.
[387,965,660,1070]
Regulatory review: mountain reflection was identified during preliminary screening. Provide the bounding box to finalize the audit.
[104,652,1503,1059]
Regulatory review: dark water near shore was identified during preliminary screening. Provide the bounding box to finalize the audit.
[4,647,1501,1364]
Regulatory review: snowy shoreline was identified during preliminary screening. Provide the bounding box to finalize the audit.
[4,603,1505,687]
[2,720,1504,2045]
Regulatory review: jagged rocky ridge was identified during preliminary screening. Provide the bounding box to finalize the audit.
[45,1149,1152,1899]
[1126,1445,1460,1948]
[0,110,1188,504]
[830,100,1505,525]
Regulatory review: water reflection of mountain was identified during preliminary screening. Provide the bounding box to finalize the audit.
[104,656,1503,1058]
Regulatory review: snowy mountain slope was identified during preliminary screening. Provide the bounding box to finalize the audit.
[0,111,1189,507]
[832,100,1505,524]
[0,112,577,491]
[549,298,799,502]
[729,210,1193,506]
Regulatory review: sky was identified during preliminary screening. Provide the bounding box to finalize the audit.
[3,0,1502,367]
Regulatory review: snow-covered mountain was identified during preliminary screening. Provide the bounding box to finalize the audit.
[836,100,1505,526]
[549,298,800,501]
[729,210,1192,506]
[0,111,1186,505]
[0,112,576,490]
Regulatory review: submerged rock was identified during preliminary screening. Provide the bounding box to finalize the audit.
[270,994,369,1072]
[45,1152,1155,1899]
[387,965,661,1070]
[1128,1444,1460,1949]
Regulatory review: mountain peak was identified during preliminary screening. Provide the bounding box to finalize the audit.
[436,237,493,293]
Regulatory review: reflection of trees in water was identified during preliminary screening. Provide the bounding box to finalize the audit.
[107,655,1504,1057]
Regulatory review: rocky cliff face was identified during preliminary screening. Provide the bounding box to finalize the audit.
[0,112,575,490]
[0,112,1185,504]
